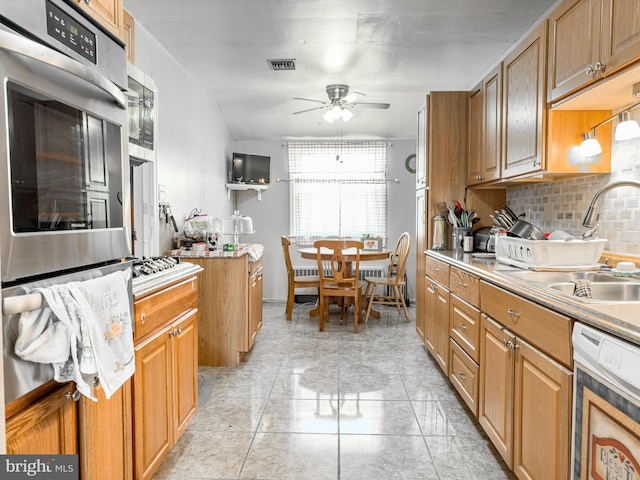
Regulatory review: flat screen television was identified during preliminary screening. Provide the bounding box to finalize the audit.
[229,153,271,184]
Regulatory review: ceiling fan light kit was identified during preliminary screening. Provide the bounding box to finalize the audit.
[293,84,389,123]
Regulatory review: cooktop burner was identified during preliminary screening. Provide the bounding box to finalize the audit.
[131,256,180,277]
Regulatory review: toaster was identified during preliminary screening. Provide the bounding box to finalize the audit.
[473,226,496,253]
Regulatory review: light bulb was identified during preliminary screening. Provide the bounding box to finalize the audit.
[580,131,602,158]
[615,112,640,141]
[341,108,353,122]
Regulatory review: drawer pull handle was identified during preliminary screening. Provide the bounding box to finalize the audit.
[507,309,520,318]
[457,372,466,381]
[141,312,146,324]
[432,267,440,272]
[458,281,468,287]
[458,324,467,331]
[65,390,81,402]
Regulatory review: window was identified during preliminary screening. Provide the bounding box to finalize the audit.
[288,141,387,245]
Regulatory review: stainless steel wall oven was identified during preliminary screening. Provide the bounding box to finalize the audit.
[0,0,130,284]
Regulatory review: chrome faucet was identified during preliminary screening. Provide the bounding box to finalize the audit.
[582,179,640,234]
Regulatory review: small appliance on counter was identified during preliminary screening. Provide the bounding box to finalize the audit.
[473,226,499,253]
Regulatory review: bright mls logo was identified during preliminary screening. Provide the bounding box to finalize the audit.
[1,455,78,479]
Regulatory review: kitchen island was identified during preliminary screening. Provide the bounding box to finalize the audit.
[170,244,264,366]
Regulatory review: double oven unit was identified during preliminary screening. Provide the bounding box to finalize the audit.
[0,0,132,409]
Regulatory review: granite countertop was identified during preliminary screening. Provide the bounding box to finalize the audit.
[427,250,640,346]
[169,243,264,262]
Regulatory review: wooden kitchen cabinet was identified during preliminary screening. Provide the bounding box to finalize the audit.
[71,0,124,40]
[479,281,573,479]
[133,276,199,480]
[548,0,640,103]
[5,384,78,455]
[415,189,427,342]
[424,256,451,375]
[502,23,547,179]
[122,8,135,63]
[191,255,263,366]
[468,64,502,185]
[247,260,264,351]
[79,381,133,480]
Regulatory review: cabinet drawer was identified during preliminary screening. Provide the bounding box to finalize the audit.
[450,267,480,307]
[425,256,450,287]
[449,338,479,417]
[480,281,572,368]
[450,295,480,363]
[134,276,198,342]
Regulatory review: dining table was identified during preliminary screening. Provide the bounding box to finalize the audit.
[298,246,391,320]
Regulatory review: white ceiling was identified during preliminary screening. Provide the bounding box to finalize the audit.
[124,0,558,141]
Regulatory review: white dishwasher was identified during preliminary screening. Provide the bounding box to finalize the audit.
[571,322,640,480]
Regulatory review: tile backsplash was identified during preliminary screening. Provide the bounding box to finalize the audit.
[507,135,640,256]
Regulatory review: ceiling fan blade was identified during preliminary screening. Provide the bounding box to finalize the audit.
[293,97,327,104]
[292,105,327,115]
[351,102,390,109]
[342,91,365,103]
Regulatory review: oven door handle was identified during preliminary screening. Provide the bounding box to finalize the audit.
[0,29,127,110]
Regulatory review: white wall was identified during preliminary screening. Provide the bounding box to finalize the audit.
[231,140,417,301]
[133,23,234,254]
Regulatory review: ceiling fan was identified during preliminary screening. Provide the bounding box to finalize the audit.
[293,84,390,123]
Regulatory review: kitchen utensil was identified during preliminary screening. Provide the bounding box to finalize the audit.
[507,219,547,240]
[502,204,519,223]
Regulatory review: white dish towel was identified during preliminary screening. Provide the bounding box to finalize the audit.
[15,270,134,401]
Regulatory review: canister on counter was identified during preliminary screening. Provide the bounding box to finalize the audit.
[432,215,446,250]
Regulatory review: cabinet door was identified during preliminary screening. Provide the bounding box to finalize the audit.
[247,268,263,351]
[5,384,78,455]
[513,338,572,480]
[502,22,547,179]
[415,190,426,341]
[479,314,515,467]
[416,102,428,189]
[482,64,502,182]
[134,329,173,480]
[173,310,199,440]
[122,8,135,63]
[423,278,437,354]
[601,0,640,73]
[79,381,133,480]
[72,0,123,39]
[434,282,450,375]
[467,83,483,186]
[547,0,602,102]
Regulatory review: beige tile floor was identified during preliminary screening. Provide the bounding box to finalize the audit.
[153,301,515,480]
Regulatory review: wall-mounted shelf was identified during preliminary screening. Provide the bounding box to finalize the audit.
[225,183,268,201]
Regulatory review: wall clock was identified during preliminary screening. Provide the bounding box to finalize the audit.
[405,154,416,173]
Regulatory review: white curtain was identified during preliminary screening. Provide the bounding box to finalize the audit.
[288,141,388,245]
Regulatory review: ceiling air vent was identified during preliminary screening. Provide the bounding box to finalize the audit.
[267,59,296,71]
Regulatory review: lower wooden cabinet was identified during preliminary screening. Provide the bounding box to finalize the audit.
[191,256,263,366]
[133,308,198,480]
[5,384,78,455]
[133,275,199,480]
[479,314,572,479]
[424,276,450,375]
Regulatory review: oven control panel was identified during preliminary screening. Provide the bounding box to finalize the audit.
[46,0,96,64]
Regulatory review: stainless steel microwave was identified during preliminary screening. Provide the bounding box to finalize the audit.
[126,63,156,164]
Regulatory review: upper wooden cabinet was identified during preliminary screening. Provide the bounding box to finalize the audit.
[548,0,640,103]
[416,103,428,189]
[122,8,135,63]
[468,65,502,185]
[502,23,547,179]
[71,0,123,40]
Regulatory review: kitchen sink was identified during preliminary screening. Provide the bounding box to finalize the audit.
[549,282,640,303]
[502,269,640,303]
[504,270,628,284]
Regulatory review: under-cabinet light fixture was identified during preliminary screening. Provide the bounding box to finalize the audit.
[578,97,640,160]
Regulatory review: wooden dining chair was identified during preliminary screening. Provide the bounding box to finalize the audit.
[363,232,412,323]
[281,236,319,320]
[314,239,364,333]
